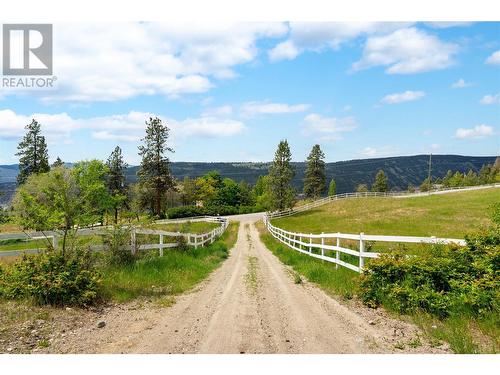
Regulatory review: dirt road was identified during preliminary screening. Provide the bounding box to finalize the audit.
[46,219,448,354]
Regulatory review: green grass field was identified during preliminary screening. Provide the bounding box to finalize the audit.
[101,222,238,302]
[274,188,499,238]
[260,189,500,353]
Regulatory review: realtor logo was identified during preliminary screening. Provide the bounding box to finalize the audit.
[3,24,53,76]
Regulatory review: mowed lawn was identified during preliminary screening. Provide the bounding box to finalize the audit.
[273,188,500,239]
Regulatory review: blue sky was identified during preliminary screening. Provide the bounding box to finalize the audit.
[0,22,499,165]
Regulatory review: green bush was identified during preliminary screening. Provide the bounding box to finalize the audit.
[101,225,136,266]
[0,248,101,306]
[166,204,262,219]
[491,202,500,226]
[360,226,500,319]
[0,207,9,224]
[166,205,206,219]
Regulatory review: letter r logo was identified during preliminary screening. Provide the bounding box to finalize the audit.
[3,24,53,76]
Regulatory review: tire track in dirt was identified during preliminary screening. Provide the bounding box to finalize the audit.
[46,217,449,354]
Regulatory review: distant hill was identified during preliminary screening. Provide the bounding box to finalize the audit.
[1,154,497,206]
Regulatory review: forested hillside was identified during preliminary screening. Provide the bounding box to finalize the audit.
[1,154,496,206]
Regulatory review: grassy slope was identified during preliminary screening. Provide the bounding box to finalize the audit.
[260,189,500,353]
[101,222,238,302]
[258,222,498,353]
[257,222,358,299]
[274,188,499,238]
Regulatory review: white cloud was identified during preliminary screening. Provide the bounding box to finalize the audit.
[352,27,458,74]
[0,110,246,144]
[381,90,426,104]
[359,146,398,158]
[268,40,299,61]
[303,113,357,141]
[241,101,310,117]
[479,93,500,105]
[424,22,473,29]
[171,117,246,138]
[454,124,495,139]
[0,23,287,103]
[268,22,410,62]
[451,78,472,88]
[0,109,78,142]
[485,50,500,65]
[201,105,233,117]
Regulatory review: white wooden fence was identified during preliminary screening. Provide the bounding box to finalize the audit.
[133,217,229,255]
[0,217,229,257]
[267,183,500,219]
[264,216,466,273]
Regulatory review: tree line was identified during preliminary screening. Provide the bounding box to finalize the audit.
[5,118,339,220]
[4,117,499,228]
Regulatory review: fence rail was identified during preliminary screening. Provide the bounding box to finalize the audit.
[0,217,229,257]
[267,183,500,219]
[262,184,497,272]
[264,216,466,273]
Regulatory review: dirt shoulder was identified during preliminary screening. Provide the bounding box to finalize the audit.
[1,219,450,354]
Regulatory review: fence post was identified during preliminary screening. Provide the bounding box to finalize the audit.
[131,228,136,255]
[309,234,312,253]
[321,233,324,257]
[52,235,58,250]
[336,235,340,270]
[359,232,365,272]
[159,234,164,257]
[194,235,198,249]
[299,235,302,250]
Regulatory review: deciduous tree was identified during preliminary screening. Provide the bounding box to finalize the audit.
[328,179,336,196]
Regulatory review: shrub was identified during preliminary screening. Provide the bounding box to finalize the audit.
[0,207,9,224]
[102,225,136,266]
[360,226,500,319]
[175,235,189,252]
[166,204,261,219]
[491,202,500,226]
[0,247,101,306]
[166,205,206,219]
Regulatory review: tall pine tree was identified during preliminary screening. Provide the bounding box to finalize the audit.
[16,119,50,185]
[106,146,128,223]
[137,117,175,218]
[303,144,326,198]
[371,169,389,192]
[268,140,295,211]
